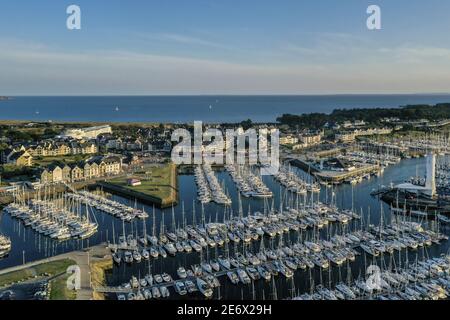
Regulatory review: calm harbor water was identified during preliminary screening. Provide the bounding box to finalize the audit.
[1,95,450,123]
[1,157,449,299]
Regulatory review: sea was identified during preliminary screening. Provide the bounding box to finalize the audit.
[1,94,450,123]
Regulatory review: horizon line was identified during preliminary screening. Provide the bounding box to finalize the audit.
[4,92,450,97]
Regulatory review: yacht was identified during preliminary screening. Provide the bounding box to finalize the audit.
[124,251,133,263]
[257,265,271,281]
[130,276,139,288]
[174,281,187,296]
[201,262,213,274]
[227,271,240,284]
[183,241,193,253]
[151,286,161,299]
[159,246,168,258]
[149,247,159,258]
[164,243,177,256]
[112,250,122,264]
[132,250,142,263]
[162,273,173,283]
[185,280,197,293]
[141,249,150,260]
[154,274,163,284]
[175,242,184,252]
[210,260,221,272]
[177,267,188,279]
[218,256,231,270]
[145,274,154,286]
[160,286,170,298]
[236,269,251,284]
[196,278,213,298]
[246,267,261,281]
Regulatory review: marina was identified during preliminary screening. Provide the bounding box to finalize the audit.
[67,190,149,222]
[293,255,450,300]
[194,164,232,205]
[225,164,273,198]
[2,0,450,306]
[0,155,449,300]
[273,165,320,194]
[3,190,98,241]
[104,207,448,300]
[107,198,361,266]
[0,234,11,258]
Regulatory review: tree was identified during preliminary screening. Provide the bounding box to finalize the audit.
[240,119,253,130]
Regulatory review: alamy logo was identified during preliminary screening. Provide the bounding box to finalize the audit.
[171,121,280,175]
[365,265,384,291]
[66,5,81,30]
[66,265,81,290]
[366,5,381,30]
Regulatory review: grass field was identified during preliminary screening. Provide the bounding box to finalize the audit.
[0,259,76,288]
[49,273,77,300]
[106,163,177,206]
[33,154,93,166]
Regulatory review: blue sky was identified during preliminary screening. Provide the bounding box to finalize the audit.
[1,0,450,95]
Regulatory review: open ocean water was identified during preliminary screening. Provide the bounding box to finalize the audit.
[1,94,450,123]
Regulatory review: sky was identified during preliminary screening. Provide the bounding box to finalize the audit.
[1,0,450,95]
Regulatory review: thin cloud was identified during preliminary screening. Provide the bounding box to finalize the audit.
[136,32,232,50]
[1,39,450,95]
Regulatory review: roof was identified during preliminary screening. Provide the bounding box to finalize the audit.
[103,156,121,164]
[47,163,62,171]
[9,151,30,161]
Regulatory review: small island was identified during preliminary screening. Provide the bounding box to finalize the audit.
[0,96,12,101]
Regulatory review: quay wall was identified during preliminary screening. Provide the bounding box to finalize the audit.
[288,158,320,174]
[96,165,178,209]
[96,181,177,208]
[288,158,379,183]
[314,164,380,183]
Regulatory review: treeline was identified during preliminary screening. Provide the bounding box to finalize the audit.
[277,103,450,128]
[0,124,60,144]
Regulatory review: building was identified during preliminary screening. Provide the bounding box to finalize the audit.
[280,135,299,145]
[3,149,33,166]
[61,125,112,140]
[335,132,356,143]
[37,155,122,184]
[70,164,84,181]
[335,127,392,142]
[300,133,322,146]
[127,178,142,186]
[354,128,392,137]
[25,140,98,157]
[148,140,172,152]
[322,158,356,172]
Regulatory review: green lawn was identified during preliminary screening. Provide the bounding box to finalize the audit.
[49,273,77,300]
[33,154,93,166]
[106,163,177,205]
[0,259,76,288]
[0,269,35,288]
